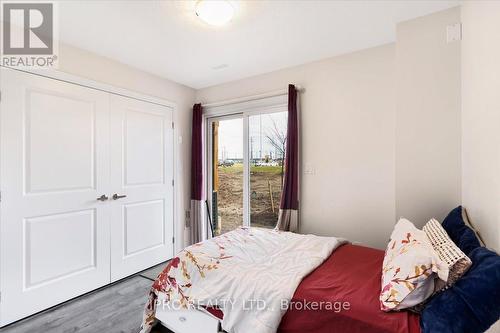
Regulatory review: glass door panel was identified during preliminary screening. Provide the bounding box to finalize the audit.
[248,111,288,228]
[210,117,244,236]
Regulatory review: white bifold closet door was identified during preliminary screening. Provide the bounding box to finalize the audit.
[109,95,174,281]
[0,69,112,325]
[0,69,174,326]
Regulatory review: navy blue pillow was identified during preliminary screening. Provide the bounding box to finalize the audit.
[421,247,500,333]
[457,227,482,256]
[442,206,481,255]
[441,206,465,242]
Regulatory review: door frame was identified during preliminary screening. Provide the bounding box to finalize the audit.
[204,96,288,236]
[0,66,179,285]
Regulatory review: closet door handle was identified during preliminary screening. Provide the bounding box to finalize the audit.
[112,194,127,200]
[97,194,109,201]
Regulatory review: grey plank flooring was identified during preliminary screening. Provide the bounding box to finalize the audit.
[0,276,172,333]
[138,261,169,281]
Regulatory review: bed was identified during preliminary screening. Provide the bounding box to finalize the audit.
[139,228,420,333]
[141,207,500,333]
[204,244,420,333]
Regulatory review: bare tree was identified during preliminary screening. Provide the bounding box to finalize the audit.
[266,117,287,188]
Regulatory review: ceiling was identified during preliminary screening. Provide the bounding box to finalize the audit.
[58,0,459,89]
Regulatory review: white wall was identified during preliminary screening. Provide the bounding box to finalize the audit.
[461,1,500,253]
[395,7,462,227]
[58,44,196,251]
[197,44,396,249]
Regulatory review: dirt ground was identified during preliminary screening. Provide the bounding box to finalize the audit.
[214,164,283,235]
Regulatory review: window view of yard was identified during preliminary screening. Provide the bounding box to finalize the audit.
[212,112,287,235]
[217,163,285,234]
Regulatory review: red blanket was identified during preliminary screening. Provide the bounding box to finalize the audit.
[207,244,420,333]
[279,244,421,333]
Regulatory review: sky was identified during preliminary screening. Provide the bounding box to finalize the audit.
[217,111,287,161]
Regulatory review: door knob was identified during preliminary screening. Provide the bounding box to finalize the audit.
[112,194,127,200]
[97,194,109,201]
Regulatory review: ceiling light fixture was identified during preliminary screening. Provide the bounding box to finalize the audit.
[195,0,235,26]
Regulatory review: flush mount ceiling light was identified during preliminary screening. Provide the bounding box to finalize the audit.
[195,0,235,26]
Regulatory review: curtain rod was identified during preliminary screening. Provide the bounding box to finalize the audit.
[201,85,303,108]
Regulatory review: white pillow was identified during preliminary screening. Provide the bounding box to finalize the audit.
[380,218,448,311]
[423,218,472,287]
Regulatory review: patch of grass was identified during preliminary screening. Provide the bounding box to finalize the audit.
[250,165,283,174]
[218,163,283,174]
[218,163,243,173]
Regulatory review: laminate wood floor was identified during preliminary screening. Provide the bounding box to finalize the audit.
[0,275,172,333]
[139,261,168,281]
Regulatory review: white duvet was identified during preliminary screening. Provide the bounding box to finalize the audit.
[140,227,346,333]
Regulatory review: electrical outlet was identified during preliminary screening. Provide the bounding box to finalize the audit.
[185,210,191,228]
[304,163,315,175]
[447,23,462,43]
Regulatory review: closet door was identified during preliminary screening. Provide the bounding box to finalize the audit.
[0,68,111,326]
[109,95,174,281]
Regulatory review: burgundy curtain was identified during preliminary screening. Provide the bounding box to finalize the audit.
[276,84,299,232]
[190,103,204,243]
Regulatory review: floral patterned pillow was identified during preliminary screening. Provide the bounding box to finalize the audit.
[380,218,449,311]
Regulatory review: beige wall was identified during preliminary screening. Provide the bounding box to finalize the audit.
[395,7,461,227]
[461,1,500,253]
[197,8,464,248]
[197,44,396,249]
[58,44,196,251]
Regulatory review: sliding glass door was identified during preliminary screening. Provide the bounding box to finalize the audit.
[207,109,287,236]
